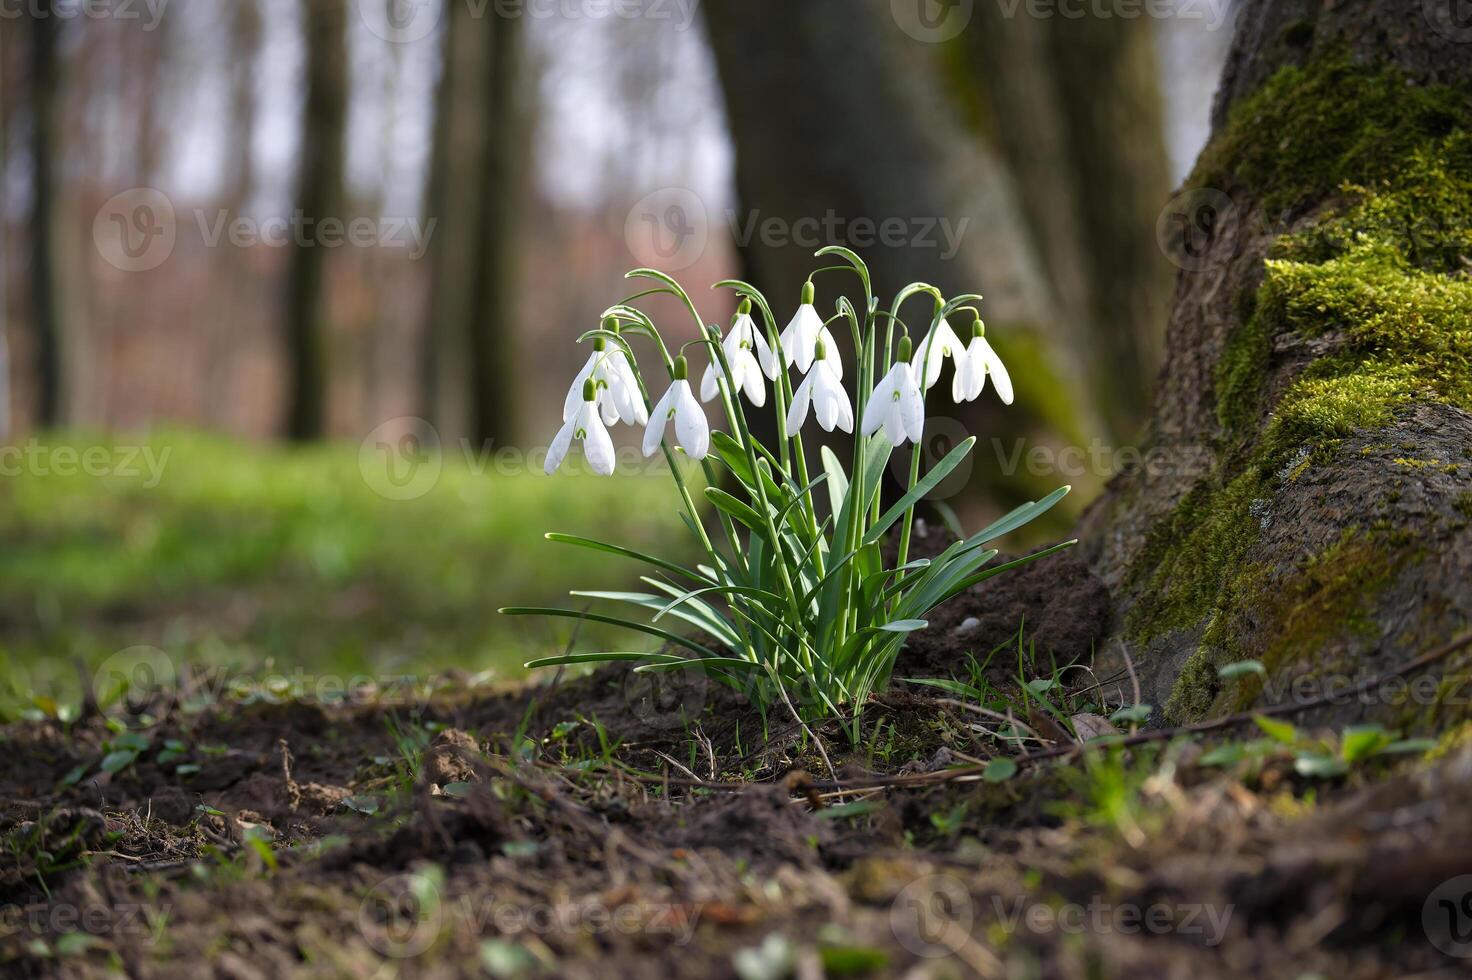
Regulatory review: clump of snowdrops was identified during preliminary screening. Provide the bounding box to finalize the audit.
[503,248,1073,743]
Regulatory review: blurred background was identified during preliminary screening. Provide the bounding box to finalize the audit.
[0,0,1236,713]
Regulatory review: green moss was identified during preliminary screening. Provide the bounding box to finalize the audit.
[1131,54,1472,720]
[1163,649,1221,723]
[1192,54,1470,215]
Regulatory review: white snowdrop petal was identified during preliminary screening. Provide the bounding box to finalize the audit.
[674,382,710,460]
[584,414,616,476]
[545,418,576,474]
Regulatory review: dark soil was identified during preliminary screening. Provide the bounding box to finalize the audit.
[4,649,1470,978]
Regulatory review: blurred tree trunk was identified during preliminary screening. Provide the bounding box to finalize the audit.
[25,4,62,429]
[0,19,12,439]
[703,0,1100,508]
[283,0,347,441]
[423,7,527,447]
[1080,0,1472,728]
[965,13,1172,436]
[207,0,261,429]
[466,11,526,448]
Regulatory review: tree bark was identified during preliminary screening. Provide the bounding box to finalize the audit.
[25,4,62,430]
[283,0,348,441]
[466,10,526,449]
[703,0,1100,508]
[422,7,526,448]
[964,12,1172,438]
[1079,0,1472,729]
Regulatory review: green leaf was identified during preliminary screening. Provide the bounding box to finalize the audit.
[1253,715,1299,745]
[818,945,890,975]
[524,652,685,670]
[983,758,1018,783]
[815,800,885,821]
[878,619,928,633]
[1294,753,1349,778]
[1340,724,1393,763]
[501,607,724,661]
[819,446,849,517]
[542,533,712,585]
[1218,660,1267,680]
[100,749,139,774]
[1379,738,1438,755]
[705,487,769,534]
[1109,704,1152,724]
[342,796,380,815]
[1199,744,1248,767]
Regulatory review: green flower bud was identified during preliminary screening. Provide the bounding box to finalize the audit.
[801,281,815,305]
[737,297,752,316]
[601,316,618,333]
[815,337,828,361]
[582,378,597,402]
[972,319,986,340]
[673,355,688,381]
[898,336,913,362]
[593,336,606,352]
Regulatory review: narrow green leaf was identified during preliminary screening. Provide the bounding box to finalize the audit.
[500,607,724,660]
[543,533,712,585]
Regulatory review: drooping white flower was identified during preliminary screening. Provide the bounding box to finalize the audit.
[911,316,967,394]
[785,345,852,434]
[643,359,710,460]
[778,282,838,374]
[953,321,1014,405]
[700,305,778,406]
[562,337,648,427]
[861,357,925,447]
[547,382,616,476]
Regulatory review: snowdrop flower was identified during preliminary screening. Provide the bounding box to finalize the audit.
[861,338,926,446]
[786,341,852,434]
[562,332,648,427]
[911,312,967,395]
[701,301,778,407]
[778,282,838,373]
[643,357,710,460]
[547,380,616,476]
[953,320,1015,405]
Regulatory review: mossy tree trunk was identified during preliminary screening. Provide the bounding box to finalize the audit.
[1079,0,1472,731]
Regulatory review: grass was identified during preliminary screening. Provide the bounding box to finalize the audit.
[0,430,696,720]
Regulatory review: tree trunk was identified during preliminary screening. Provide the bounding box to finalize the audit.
[422,6,526,448]
[466,11,526,449]
[25,4,62,430]
[0,18,13,440]
[1079,0,1472,730]
[966,13,1173,437]
[283,0,347,441]
[703,0,1097,508]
